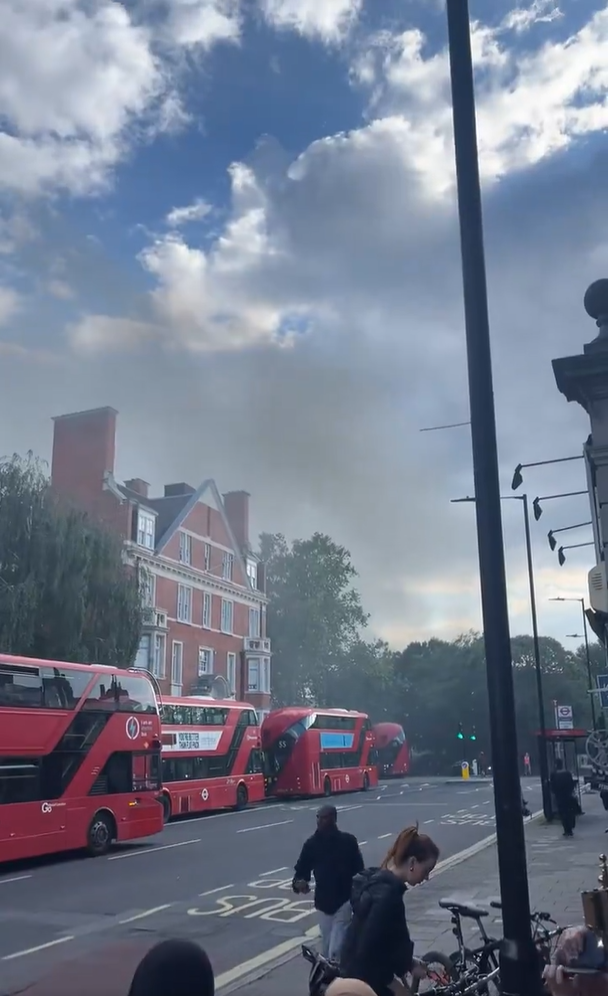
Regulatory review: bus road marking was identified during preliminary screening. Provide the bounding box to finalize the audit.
[0,874,32,885]
[2,936,75,961]
[119,904,171,924]
[108,838,201,860]
[199,885,234,896]
[260,867,288,876]
[237,820,293,833]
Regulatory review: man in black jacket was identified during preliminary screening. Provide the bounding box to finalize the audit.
[293,805,364,961]
[550,759,576,836]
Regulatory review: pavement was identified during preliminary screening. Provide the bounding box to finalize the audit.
[234,789,608,996]
[0,777,541,996]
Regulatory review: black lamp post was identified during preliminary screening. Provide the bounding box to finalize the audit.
[445,3,539,993]
[548,522,592,551]
[512,455,584,492]
[452,495,551,820]
[532,491,588,521]
[556,541,595,567]
[551,597,597,728]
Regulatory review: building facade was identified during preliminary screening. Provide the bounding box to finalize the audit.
[50,407,271,716]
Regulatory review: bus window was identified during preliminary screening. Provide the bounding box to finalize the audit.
[41,667,93,709]
[0,667,43,708]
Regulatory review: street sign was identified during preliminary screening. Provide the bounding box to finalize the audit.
[597,675,608,710]
[555,704,574,730]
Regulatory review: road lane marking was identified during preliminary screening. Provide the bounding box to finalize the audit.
[2,936,75,961]
[378,833,392,839]
[0,874,32,885]
[424,819,434,824]
[359,840,368,845]
[336,805,362,812]
[108,838,201,860]
[260,867,288,876]
[237,820,293,833]
[199,885,234,896]
[119,905,171,924]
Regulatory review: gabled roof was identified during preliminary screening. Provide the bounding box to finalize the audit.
[153,479,252,589]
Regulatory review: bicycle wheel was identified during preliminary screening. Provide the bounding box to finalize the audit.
[410,951,455,994]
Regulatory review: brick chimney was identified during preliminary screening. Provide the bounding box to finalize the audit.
[223,490,250,549]
[124,478,150,498]
[51,407,118,504]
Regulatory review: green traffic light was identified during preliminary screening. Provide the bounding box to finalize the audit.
[470,734,476,741]
[457,731,464,739]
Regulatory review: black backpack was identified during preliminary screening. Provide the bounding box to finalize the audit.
[302,944,341,996]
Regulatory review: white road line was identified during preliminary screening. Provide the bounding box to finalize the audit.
[119,904,171,925]
[199,884,234,897]
[2,936,75,961]
[378,833,392,839]
[260,867,288,877]
[359,840,368,845]
[375,795,382,800]
[0,874,32,885]
[424,819,435,824]
[237,820,293,834]
[471,804,480,809]
[108,838,201,860]
[336,805,362,812]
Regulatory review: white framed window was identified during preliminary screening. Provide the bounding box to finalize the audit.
[137,511,155,550]
[247,658,260,692]
[177,584,192,623]
[247,559,257,589]
[153,633,166,679]
[227,652,237,694]
[221,598,233,634]
[179,531,192,565]
[202,591,211,629]
[141,571,156,608]
[134,634,151,670]
[261,657,271,694]
[249,606,261,639]
[198,647,214,676]
[204,543,211,571]
[222,551,234,581]
[171,641,183,694]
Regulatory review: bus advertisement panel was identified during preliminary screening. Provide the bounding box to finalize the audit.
[159,697,265,819]
[373,723,409,778]
[0,654,164,863]
[262,707,378,797]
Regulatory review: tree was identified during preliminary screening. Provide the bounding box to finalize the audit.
[0,454,145,666]
[260,531,369,705]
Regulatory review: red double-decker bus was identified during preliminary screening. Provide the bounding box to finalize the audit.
[262,707,378,798]
[159,696,265,820]
[373,723,409,778]
[0,654,164,863]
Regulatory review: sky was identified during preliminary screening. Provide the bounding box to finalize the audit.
[0,0,607,650]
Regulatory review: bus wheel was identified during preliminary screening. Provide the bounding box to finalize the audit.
[161,795,171,824]
[236,784,248,810]
[87,811,115,857]
[323,777,332,797]
[362,772,370,792]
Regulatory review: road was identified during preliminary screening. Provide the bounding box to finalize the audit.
[0,779,541,996]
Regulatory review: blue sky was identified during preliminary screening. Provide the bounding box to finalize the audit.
[1,0,607,648]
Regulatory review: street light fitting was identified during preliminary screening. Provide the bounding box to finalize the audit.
[556,542,595,566]
[510,455,584,491]
[547,521,592,552]
[548,531,556,551]
[532,490,587,521]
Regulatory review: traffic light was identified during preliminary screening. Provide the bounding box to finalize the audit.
[470,727,477,741]
[457,723,464,740]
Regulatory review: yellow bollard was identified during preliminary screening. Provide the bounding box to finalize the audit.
[461,761,470,780]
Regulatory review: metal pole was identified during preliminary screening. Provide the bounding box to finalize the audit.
[581,599,596,729]
[521,495,552,819]
[445,4,539,995]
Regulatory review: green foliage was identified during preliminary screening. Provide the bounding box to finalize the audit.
[261,526,602,774]
[0,454,144,666]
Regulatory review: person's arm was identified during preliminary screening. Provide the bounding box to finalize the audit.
[293,838,313,889]
[351,836,364,876]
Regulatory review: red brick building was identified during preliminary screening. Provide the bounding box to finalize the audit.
[50,407,271,716]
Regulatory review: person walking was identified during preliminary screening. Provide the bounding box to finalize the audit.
[523,752,532,776]
[340,826,439,996]
[293,804,364,962]
[550,758,577,837]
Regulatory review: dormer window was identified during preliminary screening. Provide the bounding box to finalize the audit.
[137,511,155,550]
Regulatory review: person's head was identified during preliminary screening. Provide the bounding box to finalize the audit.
[316,804,338,834]
[555,759,564,771]
[327,980,376,996]
[381,825,439,886]
[127,939,214,996]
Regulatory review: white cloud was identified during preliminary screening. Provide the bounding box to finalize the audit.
[67,314,158,353]
[166,198,212,227]
[0,286,20,325]
[159,0,241,48]
[354,5,608,196]
[259,0,363,41]
[503,0,564,33]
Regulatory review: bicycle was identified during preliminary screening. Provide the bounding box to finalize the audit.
[419,897,501,983]
[489,899,563,968]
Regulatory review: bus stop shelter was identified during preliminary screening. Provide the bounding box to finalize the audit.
[537,728,588,821]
